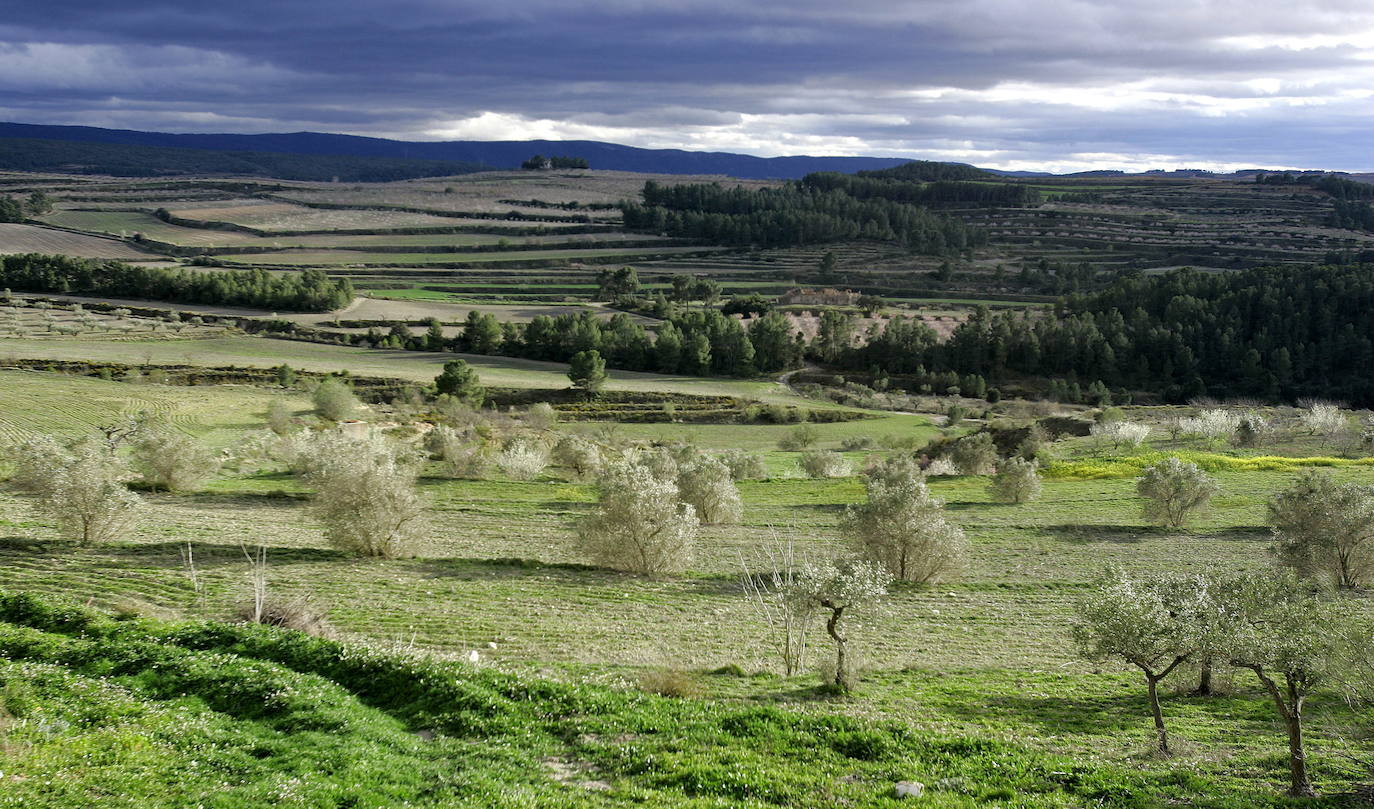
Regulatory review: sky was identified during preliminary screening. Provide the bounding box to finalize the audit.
[3,0,1373,173]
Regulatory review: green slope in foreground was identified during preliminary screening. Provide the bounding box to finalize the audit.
[0,591,1317,809]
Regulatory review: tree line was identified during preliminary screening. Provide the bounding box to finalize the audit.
[800,172,1041,207]
[835,263,1374,405]
[0,253,354,312]
[620,180,985,252]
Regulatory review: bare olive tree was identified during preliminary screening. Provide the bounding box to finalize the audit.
[785,557,891,692]
[1136,457,1218,529]
[841,460,967,583]
[1269,469,1374,589]
[303,433,425,558]
[1072,568,1216,755]
[577,461,698,574]
[989,457,1042,504]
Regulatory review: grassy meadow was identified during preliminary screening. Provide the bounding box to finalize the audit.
[1,342,1374,804]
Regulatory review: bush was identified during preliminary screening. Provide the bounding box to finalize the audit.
[839,435,875,451]
[989,457,1042,504]
[7,435,141,545]
[312,378,359,421]
[1089,420,1150,450]
[427,425,489,478]
[524,402,559,431]
[129,428,218,492]
[677,455,743,525]
[578,461,698,574]
[949,432,997,475]
[494,437,550,480]
[777,424,820,451]
[1136,457,1218,529]
[552,434,603,481]
[718,449,768,480]
[799,450,852,478]
[234,597,335,638]
[266,400,295,436]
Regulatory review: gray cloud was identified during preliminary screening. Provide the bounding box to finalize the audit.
[2,1,1373,170]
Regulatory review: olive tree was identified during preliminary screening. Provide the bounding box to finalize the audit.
[1218,572,1347,798]
[676,454,742,524]
[1072,568,1216,754]
[577,461,698,574]
[840,459,967,582]
[1136,457,1218,529]
[989,457,1042,504]
[799,449,852,479]
[302,433,424,558]
[1269,470,1374,589]
[6,436,141,546]
[785,557,891,692]
[129,428,219,492]
[265,400,295,436]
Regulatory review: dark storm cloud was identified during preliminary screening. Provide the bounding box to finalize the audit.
[3,1,1374,170]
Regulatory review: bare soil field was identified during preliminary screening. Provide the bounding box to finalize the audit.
[0,223,157,259]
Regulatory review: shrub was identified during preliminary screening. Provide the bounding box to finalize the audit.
[493,438,549,480]
[578,461,698,574]
[949,432,997,475]
[312,378,359,421]
[1089,420,1150,449]
[777,424,820,451]
[840,435,875,451]
[799,450,852,478]
[427,425,489,478]
[552,434,603,481]
[303,433,424,557]
[266,400,295,436]
[718,449,768,480]
[841,463,967,582]
[524,402,559,431]
[1136,457,1218,529]
[129,428,219,492]
[234,597,335,638]
[1300,402,1347,441]
[989,457,1042,504]
[676,455,743,524]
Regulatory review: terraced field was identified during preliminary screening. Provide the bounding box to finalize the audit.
[0,369,303,446]
[0,223,157,259]
[215,244,731,267]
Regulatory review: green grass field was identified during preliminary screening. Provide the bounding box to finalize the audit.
[0,334,826,405]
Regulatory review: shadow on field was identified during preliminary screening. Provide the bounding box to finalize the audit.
[1043,524,1151,543]
[98,540,351,568]
[0,536,52,554]
[413,556,605,581]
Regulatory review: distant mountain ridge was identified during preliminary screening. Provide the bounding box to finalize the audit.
[0,122,912,180]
